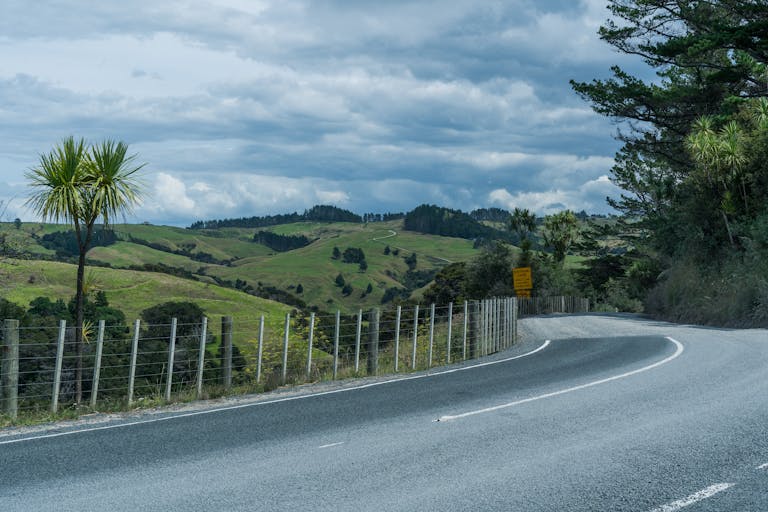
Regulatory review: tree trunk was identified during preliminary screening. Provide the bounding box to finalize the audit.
[75,251,85,403]
[722,210,736,248]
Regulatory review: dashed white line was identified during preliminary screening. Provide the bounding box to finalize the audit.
[0,339,551,445]
[649,483,734,512]
[436,336,684,422]
[318,442,345,449]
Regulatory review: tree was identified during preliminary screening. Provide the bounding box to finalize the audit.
[423,262,467,305]
[28,297,70,319]
[13,218,21,230]
[543,211,579,264]
[141,301,216,387]
[571,0,768,258]
[509,207,536,240]
[463,242,514,298]
[331,246,341,260]
[342,247,365,264]
[335,273,345,287]
[684,99,768,249]
[383,245,391,255]
[359,259,368,272]
[296,283,304,294]
[404,252,417,270]
[509,207,537,266]
[685,117,745,246]
[26,137,144,402]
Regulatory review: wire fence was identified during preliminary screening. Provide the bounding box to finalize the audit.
[1,295,588,420]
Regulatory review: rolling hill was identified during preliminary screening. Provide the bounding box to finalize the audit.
[2,217,485,314]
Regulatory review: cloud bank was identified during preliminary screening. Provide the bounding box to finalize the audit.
[0,0,645,225]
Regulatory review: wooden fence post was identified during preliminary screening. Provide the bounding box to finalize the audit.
[427,304,435,368]
[394,306,401,372]
[446,302,453,364]
[367,309,380,375]
[281,313,290,384]
[462,302,468,361]
[256,315,264,384]
[333,311,340,379]
[90,320,105,408]
[127,319,140,406]
[411,305,419,370]
[1,319,20,419]
[196,317,208,397]
[51,320,66,413]
[306,312,315,380]
[354,309,362,374]
[221,316,233,389]
[164,318,177,402]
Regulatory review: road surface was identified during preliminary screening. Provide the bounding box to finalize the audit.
[1,314,766,511]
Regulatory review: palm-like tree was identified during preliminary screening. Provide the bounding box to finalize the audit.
[686,117,746,248]
[543,210,579,265]
[509,207,537,266]
[26,137,144,402]
[509,207,537,241]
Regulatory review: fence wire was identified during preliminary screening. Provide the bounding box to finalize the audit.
[1,296,588,419]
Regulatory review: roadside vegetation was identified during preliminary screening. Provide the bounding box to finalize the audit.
[572,0,768,326]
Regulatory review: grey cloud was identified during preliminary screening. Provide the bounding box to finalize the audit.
[1,0,637,225]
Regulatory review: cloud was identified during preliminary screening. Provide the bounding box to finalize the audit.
[488,175,623,215]
[0,0,645,225]
[145,173,196,215]
[316,190,350,204]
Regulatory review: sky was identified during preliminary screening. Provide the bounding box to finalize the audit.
[0,0,648,226]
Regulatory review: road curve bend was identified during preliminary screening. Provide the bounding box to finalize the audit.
[1,314,766,511]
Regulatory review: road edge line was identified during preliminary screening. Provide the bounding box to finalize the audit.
[436,336,684,422]
[0,339,552,445]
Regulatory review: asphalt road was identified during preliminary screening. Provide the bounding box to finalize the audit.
[1,314,766,511]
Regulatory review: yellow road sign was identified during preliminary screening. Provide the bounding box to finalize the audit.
[512,267,532,290]
[515,289,531,298]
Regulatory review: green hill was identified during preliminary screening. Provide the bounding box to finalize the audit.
[2,218,484,313]
[0,258,292,356]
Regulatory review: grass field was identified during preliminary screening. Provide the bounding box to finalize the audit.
[88,242,207,271]
[213,220,480,312]
[5,219,482,313]
[0,258,293,351]
[2,219,497,313]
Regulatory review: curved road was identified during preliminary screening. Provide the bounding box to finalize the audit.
[1,315,766,511]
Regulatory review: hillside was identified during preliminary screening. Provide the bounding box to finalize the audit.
[3,218,483,313]
[0,258,292,355]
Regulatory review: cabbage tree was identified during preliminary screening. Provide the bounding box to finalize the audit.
[26,137,144,402]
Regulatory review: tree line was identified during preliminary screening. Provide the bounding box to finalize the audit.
[189,205,363,229]
[403,204,513,241]
[253,231,312,252]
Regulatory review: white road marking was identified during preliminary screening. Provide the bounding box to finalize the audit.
[318,442,345,449]
[649,483,734,512]
[0,340,551,446]
[436,336,684,422]
[758,463,768,470]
